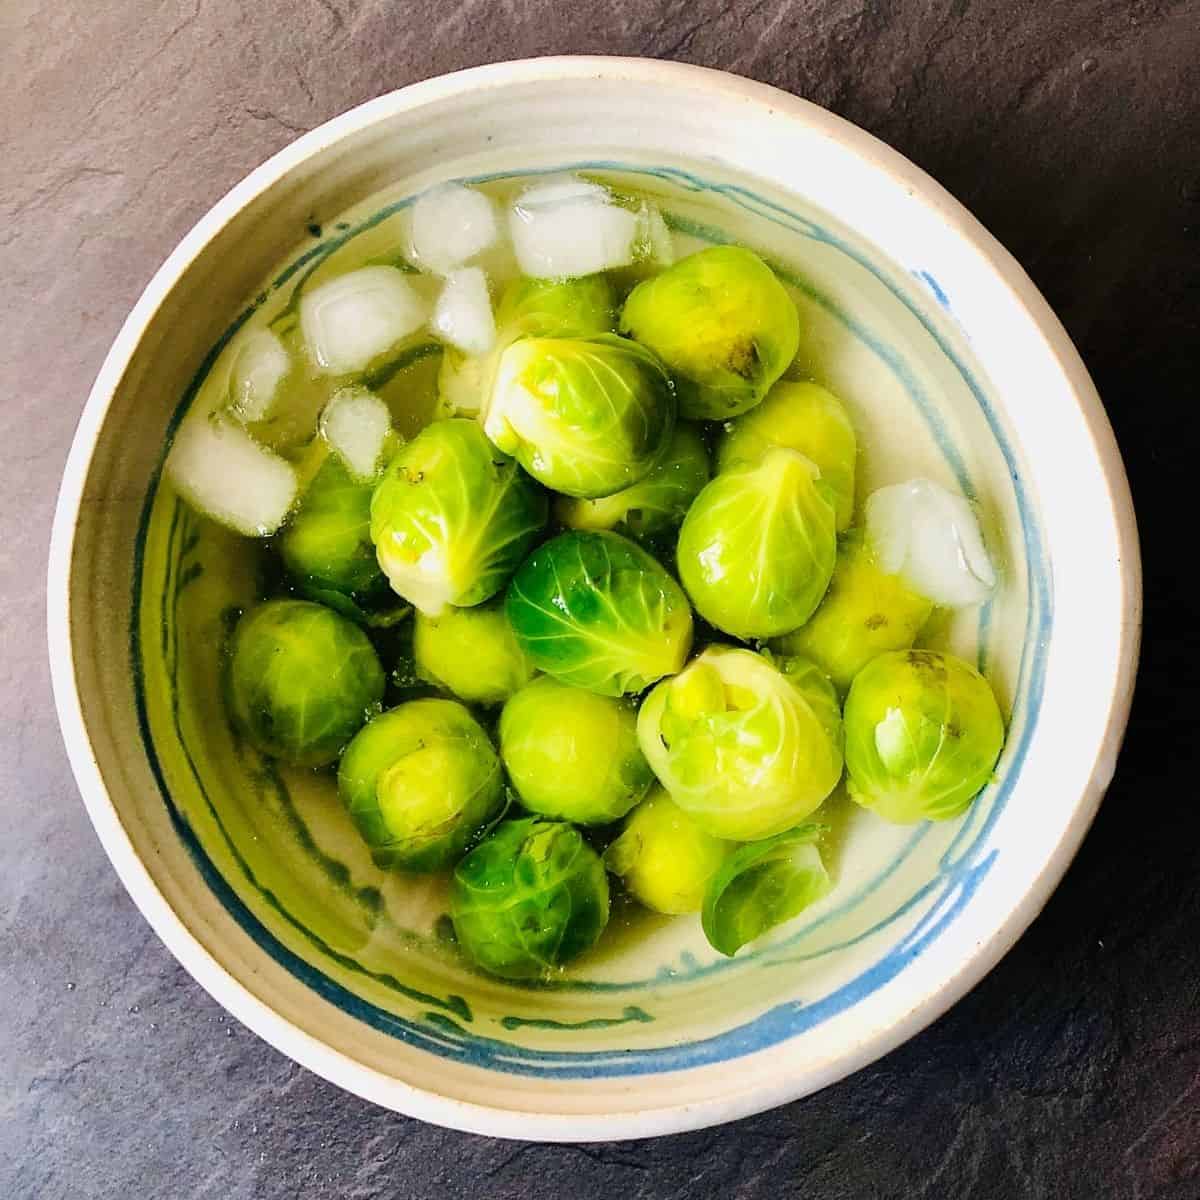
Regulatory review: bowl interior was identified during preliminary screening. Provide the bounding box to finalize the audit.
[57,62,1136,1137]
[133,159,1046,1062]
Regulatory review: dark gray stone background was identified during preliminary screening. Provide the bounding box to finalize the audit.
[1,1,1196,1196]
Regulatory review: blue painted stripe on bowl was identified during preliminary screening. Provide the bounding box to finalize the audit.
[130,161,1052,1077]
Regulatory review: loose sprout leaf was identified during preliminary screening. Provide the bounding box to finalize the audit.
[229,328,292,423]
[637,646,843,841]
[676,446,837,639]
[633,203,675,268]
[843,649,1005,823]
[228,600,385,766]
[450,817,610,980]
[338,699,505,872]
[167,416,298,536]
[300,266,428,376]
[435,348,490,419]
[370,418,547,616]
[702,826,831,957]
[430,266,496,356]
[604,788,730,915]
[484,334,676,499]
[499,677,654,824]
[408,182,499,276]
[555,423,710,549]
[620,245,800,420]
[716,381,858,532]
[506,530,694,697]
[770,529,933,692]
[865,479,996,606]
[320,386,392,482]
[508,175,639,278]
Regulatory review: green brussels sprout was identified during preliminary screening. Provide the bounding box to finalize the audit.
[676,447,837,639]
[337,698,504,871]
[484,334,675,499]
[506,530,694,696]
[619,245,800,420]
[228,599,385,766]
[370,418,546,616]
[499,677,653,824]
[637,646,843,840]
[450,817,610,979]
[716,381,857,531]
[494,273,616,340]
[279,455,391,610]
[701,826,830,956]
[412,599,535,706]
[604,788,729,914]
[555,423,710,551]
[770,530,933,692]
[843,650,1005,824]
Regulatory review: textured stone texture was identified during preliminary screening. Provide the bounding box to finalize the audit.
[1,1,1196,1196]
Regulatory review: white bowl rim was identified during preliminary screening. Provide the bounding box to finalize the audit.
[47,55,1142,1141]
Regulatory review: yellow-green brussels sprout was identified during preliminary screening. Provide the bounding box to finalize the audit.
[619,245,800,420]
[450,817,610,979]
[337,699,504,871]
[484,334,675,498]
[604,788,729,914]
[701,825,829,956]
[637,646,843,840]
[506,530,694,696]
[279,455,391,611]
[676,447,837,639]
[499,677,653,824]
[555,423,710,552]
[412,599,535,706]
[716,381,857,531]
[843,650,1005,824]
[369,418,546,616]
[770,530,933,692]
[228,599,385,767]
[494,274,616,340]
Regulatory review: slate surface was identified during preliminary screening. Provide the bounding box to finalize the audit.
[1,1,1196,1196]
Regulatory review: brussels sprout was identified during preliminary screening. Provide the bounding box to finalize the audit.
[499,677,653,824]
[506,530,694,696]
[637,647,843,840]
[494,274,616,340]
[676,447,837,639]
[279,455,391,610]
[716,381,857,531]
[484,334,675,499]
[370,418,547,616]
[620,245,800,420]
[412,599,535,705]
[701,826,830,956]
[337,699,504,871]
[843,650,1004,824]
[555,423,710,551]
[450,817,610,979]
[770,530,933,692]
[604,788,729,914]
[228,599,385,766]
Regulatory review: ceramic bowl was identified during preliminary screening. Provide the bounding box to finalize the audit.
[48,57,1140,1140]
